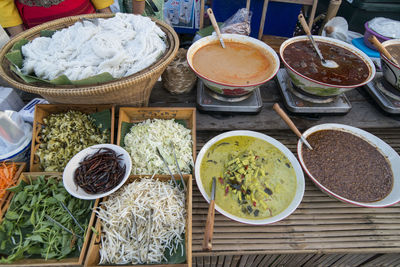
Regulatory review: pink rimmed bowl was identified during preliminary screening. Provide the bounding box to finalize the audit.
[187,34,279,97]
[280,36,376,97]
[297,123,400,208]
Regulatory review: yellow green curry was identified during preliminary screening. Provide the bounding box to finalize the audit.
[200,136,297,219]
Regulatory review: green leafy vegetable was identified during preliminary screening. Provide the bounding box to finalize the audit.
[0,175,93,263]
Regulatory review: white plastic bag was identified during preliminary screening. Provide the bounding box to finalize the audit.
[0,111,32,156]
[220,8,252,36]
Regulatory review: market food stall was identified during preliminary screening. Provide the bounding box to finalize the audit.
[0,5,400,267]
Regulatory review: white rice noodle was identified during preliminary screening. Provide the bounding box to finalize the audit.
[21,13,166,81]
[96,178,186,264]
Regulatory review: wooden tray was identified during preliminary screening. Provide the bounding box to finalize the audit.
[84,174,193,267]
[117,107,197,162]
[0,162,26,217]
[0,172,99,266]
[30,104,115,172]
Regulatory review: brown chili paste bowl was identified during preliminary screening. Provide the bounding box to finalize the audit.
[297,123,400,207]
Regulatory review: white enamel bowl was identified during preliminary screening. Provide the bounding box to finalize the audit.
[195,130,305,225]
[297,123,400,207]
[280,36,376,97]
[187,34,280,97]
[63,144,132,200]
[381,39,400,90]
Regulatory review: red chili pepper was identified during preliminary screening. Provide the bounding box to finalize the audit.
[218,177,224,184]
[225,186,229,196]
[253,201,257,207]
[255,156,259,160]
[245,165,248,170]
[227,171,231,175]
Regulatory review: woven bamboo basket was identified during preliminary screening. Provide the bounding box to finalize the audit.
[0,14,179,106]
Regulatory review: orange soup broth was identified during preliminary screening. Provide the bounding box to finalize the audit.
[192,41,275,86]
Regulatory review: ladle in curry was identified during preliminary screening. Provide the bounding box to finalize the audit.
[298,14,338,69]
[273,103,313,150]
[207,8,226,49]
[368,35,400,66]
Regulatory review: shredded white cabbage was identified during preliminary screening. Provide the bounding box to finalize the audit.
[97,178,186,264]
[124,119,193,174]
[21,13,166,81]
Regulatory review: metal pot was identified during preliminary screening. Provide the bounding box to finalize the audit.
[280,36,376,97]
[187,34,279,97]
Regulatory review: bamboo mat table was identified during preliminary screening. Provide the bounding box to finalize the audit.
[191,129,400,267]
[149,80,400,267]
[10,76,400,266]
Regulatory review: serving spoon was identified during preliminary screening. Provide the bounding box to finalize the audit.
[368,35,399,66]
[298,14,338,69]
[207,8,226,49]
[203,177,216,251]
[273,103,313,150]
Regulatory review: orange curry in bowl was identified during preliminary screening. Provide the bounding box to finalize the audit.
[192,41,275,86]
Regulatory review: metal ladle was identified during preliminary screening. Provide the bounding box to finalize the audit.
[298,14,339,69]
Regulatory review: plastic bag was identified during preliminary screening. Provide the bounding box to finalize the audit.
[220,8,252,36]
[0,111,32,156]
[368,17,400,39]
[321,17,348,42]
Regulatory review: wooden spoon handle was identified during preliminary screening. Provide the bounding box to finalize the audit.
[207,8,222,39]
[298,14,311,36]
[273,103,303,139]
[202,199,215,251]
[368,35,399,66]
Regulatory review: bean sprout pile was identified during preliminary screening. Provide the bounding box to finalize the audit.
[96,178,186,264]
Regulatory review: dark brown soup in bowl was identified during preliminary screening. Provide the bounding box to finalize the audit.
[301,129,393,203]
[283,40,370,86]
[386,44,400,63]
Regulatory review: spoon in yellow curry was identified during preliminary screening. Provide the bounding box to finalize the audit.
[273,103,313,150]
[298,14,339,69]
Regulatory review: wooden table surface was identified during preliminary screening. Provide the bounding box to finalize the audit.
[149,78,400,266]
[149,77,400,131]
[9,75,400,266]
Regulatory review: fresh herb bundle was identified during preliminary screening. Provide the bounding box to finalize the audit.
[0,175,93,263]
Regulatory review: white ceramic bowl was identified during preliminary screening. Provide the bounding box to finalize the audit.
[195,130,304,225]
[280,36,376,97]
[297,123,400,208]
[187,34,280,96]
[63,144,132,200]
[381,39,400,90]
